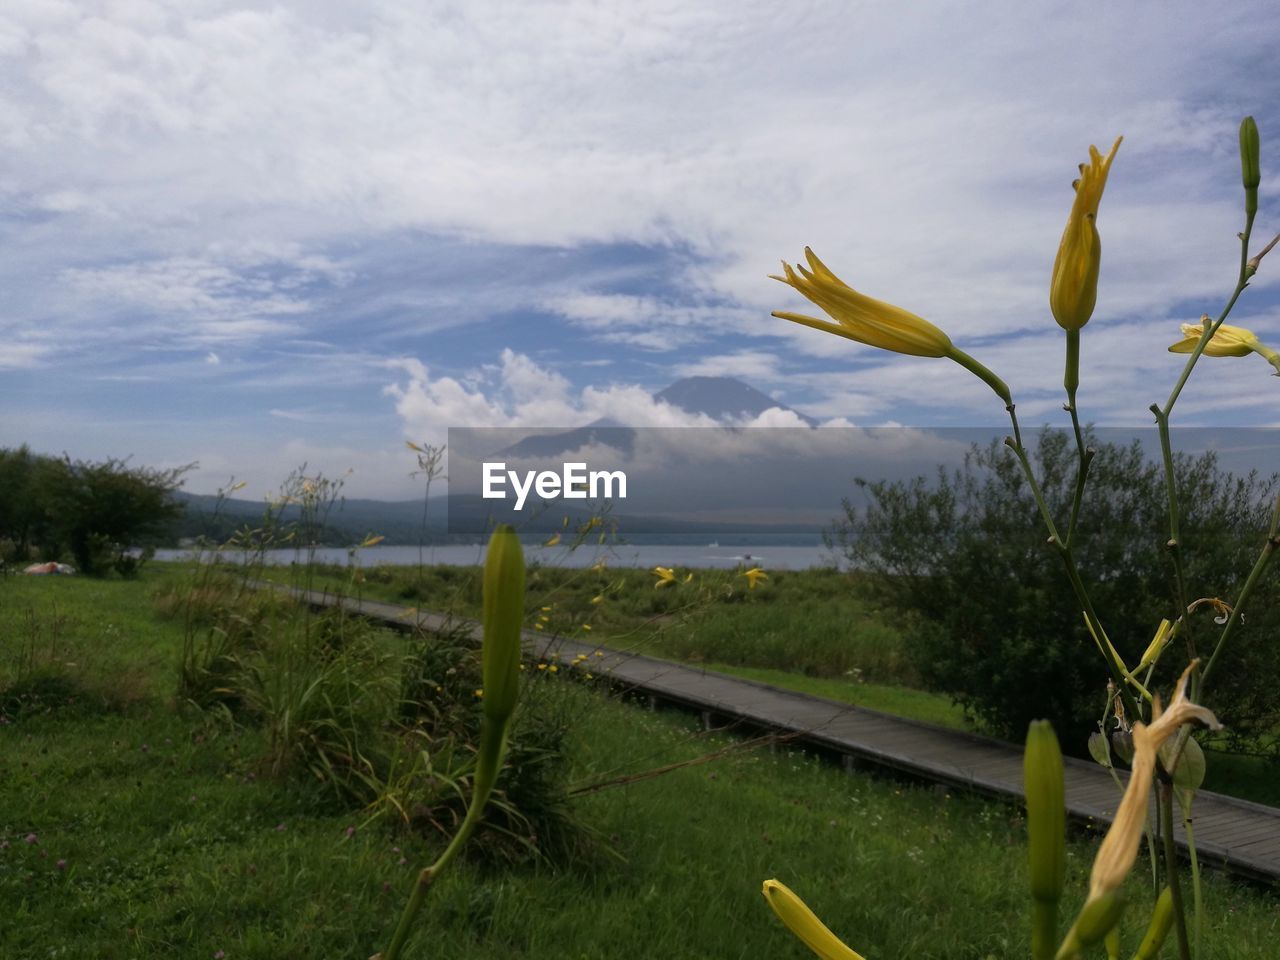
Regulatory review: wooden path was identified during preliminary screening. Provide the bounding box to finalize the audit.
[275,584,1280,884]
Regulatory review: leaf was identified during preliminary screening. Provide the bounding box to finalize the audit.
[1110,729,1134,765]
[1161,736,1206,814]
[1088,730,1113,768]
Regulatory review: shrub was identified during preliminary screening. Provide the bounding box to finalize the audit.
[830,429,1280,754]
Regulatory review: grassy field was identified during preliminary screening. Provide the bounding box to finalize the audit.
[2,571,1278,959]
[247,557,1280,806]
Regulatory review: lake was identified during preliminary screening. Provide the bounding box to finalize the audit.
[155,542,843,571]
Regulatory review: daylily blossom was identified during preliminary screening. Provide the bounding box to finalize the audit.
[762,879,866,960]
[1049,137,1122,331]
[771,247,1012,404]
[1168,319,1280,375]
[772,248,953,357]
[742,567,768,590]
[653,566,677,589]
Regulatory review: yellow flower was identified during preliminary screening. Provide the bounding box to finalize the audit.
[590,594,604,605]
[581,624,592,631]
[359,533,385,548]
[653,566,677,589]
[1168,319,1280,374]
[742,567,768,590]
[761,879,866,960]
[542,533,562,547]
[1050,137,1122,331]
[771,248,953,357]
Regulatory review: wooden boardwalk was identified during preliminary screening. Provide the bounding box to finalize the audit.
[277,584,1280,884]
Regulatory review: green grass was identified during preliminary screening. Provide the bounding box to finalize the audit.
[239,559,1280,807]
[698,661,972,730]
[2,573,1279,958]
[254,561,919,684]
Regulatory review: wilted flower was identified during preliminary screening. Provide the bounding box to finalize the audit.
[1049,137,1122,331]
[1168,319,1280,375]
[1087,663,1220,903]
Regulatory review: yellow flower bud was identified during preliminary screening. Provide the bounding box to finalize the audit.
[1049,137,1122,331]
[761,880,866,960]
[1136,619,1174,671]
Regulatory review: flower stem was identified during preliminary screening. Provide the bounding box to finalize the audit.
[1184,814,1203,960]
[1160,781,1193,960]
[1200,534,1278,690]
[1003,405,1141,723]
[1031,898,1057,960]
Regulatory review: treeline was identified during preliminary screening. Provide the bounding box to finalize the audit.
[0,446,186,576]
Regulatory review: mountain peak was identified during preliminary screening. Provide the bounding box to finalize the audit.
[654,376,815,425]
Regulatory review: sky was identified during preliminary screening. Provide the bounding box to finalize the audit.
[3,1,1280,499]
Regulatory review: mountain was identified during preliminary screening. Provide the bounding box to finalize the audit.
[167,376,826,546]
[655,376,817,425]
[500,419,635,459]
[497,376,815,461]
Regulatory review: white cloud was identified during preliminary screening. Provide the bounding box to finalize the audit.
[384,348,719,444]
[672,350,784,382]
[4,0,1280,478]
[0,341,53,369]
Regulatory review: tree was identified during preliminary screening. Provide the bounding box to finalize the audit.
[0,448,189,576]
[830,430,1280,756]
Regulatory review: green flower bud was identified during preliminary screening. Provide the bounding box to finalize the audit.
[1026,720,1067,960]
[1055,890,1127,960]
[1240,117,1261,189]
[1133,887,1175,960]
[1025,721,1066,903]
[1241,116,1260,217]
[481,524,525,726]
